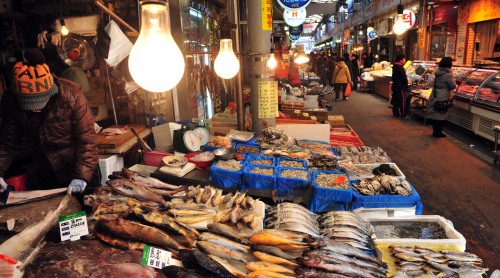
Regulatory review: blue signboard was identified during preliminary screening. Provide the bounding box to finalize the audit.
[368,30,378,40]
[289,25,303,36]
[277,0,311,11]
[289,35,300,41]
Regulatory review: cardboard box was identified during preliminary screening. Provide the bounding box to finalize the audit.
[276,123,330,142]
[328,115,345,126]
[152,123,182,149]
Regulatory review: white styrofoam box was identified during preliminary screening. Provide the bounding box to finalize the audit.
[129,164,159,176]
[353,206,417,219]
[345,163,405,180]
[367,215,466,251]
[277,123,331,143]
[304,99,319,109]
[99,155,124,185]
[152,122,182,149]
[304,94,319,101]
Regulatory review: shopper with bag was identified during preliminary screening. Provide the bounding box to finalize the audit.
[391,54,408,117]
[332,58,352,101]
[426,57,458,138]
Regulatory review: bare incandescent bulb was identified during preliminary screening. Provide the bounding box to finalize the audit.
[214,39,240,79]
[129,1,185,92]
[267,53,277,69]
[60,19,69,36]
[392,4,406,35]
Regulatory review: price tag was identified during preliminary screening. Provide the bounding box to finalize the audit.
[58,211,89,241]
[141,245,181,269]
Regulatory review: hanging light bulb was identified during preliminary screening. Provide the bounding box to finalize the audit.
[267,53,277,69]
[129,1,185,92]
[214,39,239,79]
[60,18,69,36]
[392,4,406,35]
[294,45,309,65]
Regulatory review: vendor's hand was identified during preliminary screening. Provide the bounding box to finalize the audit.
[67,179,87,195]
[51,32,62,46]
[0,177,8,192]
[37,30,48,48]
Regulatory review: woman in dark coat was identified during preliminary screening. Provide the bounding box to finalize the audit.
[351,54,360,90]
[391,54,408,117]
[426,57,457,138]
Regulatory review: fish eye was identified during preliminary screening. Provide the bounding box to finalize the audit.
[303,255,309,259]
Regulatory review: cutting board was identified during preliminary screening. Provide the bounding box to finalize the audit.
[96,124,146,149]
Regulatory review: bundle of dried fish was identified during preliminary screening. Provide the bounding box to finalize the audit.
[318,211,376,253]
[352,174,412,196]
[308,155,339,170]
[213,192,259,230]
[337,146,391,164]
[300,236,386,277]
[215,159,243,171]
[389,245,488,277]
[177,185,224,207]
[265,203,320,237]
[249,229,308,251]
[315,173,350,189]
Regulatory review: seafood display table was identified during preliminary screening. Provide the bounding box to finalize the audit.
[151,167,211,186]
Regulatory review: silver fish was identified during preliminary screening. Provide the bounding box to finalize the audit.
[197,241,251,263]
[199,232,250,253]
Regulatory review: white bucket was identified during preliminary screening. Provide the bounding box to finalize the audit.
[304,94,319,101]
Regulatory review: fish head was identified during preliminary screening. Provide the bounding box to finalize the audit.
[296,255,321,267]
[303,236,322,248]
[106,179,119,187]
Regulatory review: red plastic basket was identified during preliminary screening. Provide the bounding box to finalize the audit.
[330,134,364,147]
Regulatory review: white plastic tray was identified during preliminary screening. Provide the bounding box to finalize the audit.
[345,163,405,180]
[367,215,466,251]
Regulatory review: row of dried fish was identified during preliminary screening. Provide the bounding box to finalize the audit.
[265,203,320,237]
[296,237,387,278]
[213,192,260,230]
[319,211,376,254]
[389,245,488,277]
[337,146,391,164]
[353,174,412,196]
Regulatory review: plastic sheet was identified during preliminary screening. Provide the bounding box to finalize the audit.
[241,164,276,191]
[209,159,243,189]
[351,180,423,214]
[276,167,311,197]
[309,170,353,213]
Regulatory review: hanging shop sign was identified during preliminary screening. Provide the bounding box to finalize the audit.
[468,0,500,23]
[262,0,272,31]
[367,27,378,42]
[418,27,426,48]
[378,20,388,37]
[402,9,416,30]
[289,34,300,41]
[284,8,307,27]
[289,25,303,36]
[277,0,312,11]
[343,29,351,39]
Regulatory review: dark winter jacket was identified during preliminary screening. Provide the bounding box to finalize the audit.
[391,62,408,93]
[426,67,457,121]
[0,76,98,187]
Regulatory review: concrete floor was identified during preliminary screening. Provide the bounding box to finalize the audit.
[326,90,500,272]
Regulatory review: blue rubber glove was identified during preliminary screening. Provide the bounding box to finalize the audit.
[0,177,8,193]
[67,179,87,195]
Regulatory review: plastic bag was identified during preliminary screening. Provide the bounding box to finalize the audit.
[104,20,133,67]
[345,82,352,97]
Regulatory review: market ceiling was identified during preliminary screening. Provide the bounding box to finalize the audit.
[273,0,468,39]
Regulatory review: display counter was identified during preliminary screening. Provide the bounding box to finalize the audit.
[372,74,392,99]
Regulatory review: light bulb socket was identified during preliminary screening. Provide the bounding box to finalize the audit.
[60,18,65,26]
[397,4,404,15]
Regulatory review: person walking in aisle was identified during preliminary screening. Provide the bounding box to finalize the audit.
[391,54,408,117]
[316,52,327,86]
[332,57,352,101]
[426,57,458,138]
[326,53,336,86]
[351,54,360,90]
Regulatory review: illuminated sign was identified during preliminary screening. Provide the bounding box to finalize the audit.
[277,0,312,11]
[284,8,307,27]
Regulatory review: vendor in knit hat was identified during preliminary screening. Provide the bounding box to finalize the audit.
[0,48,100,194]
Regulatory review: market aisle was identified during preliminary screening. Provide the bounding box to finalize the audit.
[328,90,500,271]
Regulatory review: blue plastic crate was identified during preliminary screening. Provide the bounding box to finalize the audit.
[241,164,276,191]
[210,159,243,189]
[309,170,353,213]
[277,157,308,169]
[245,153,276,167]
[276,167,311,197]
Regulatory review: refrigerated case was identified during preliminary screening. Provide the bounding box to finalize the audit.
[406,61,437,88]
[470,72,500,141]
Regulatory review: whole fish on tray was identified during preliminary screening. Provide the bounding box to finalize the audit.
[197,241,252,263]
[251,244,297,261]
[162,265,202,278]
[249,229,307,246]
[207,223,251,245]
[199,232,250,253]
[178,249,238,278]
[305,237,384,266]
[96,218,186,252]
[303,249,386,274]
[107,179,167,205]
[296,254,380,278]
[121,168,182,190]
[295,267,350,278]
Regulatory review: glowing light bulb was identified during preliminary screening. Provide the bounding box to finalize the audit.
[293,45,309,65]
[129,1,185,92]
[214,39,239,79]
[393,14,406,35]
[60,19,69,36]
[267,53,277,69]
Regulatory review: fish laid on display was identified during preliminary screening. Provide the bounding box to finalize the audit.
[245,270,295,278]
[305,237,383,266]
[178,250,238,278]
[128,200,198,247]
[197,241,252,263]
[90,203,131,217]
[251,245,297,261]
[96,218,185,251]
[268,221,320,238]
[249,229,307,246]
[207,223,251,245]
[148,186,187,197]
[107,179,166,205]
[162,265,203,278]
[199,232,250,253]
[296,254,380,278]
[245,261,295,274]
[175,215,214,224]
[253,251,297,266]
[303,250,386,274]
[95,233,146,251]
[0,194,71,261]
[301,251,385,278]
[84,194,127,207]
[168,208,216,217]
[122,167,182,190]
[209,255,248,277]
[211,189,223,207]
[295,267,350,278]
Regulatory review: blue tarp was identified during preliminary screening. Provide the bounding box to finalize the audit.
[241,164,276,191]
[308,170,353,213]
[209,159,243,189]
[244,154,276,167]
[276,167,311,197]
[351,180,424,214]
[277,157,308,169]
